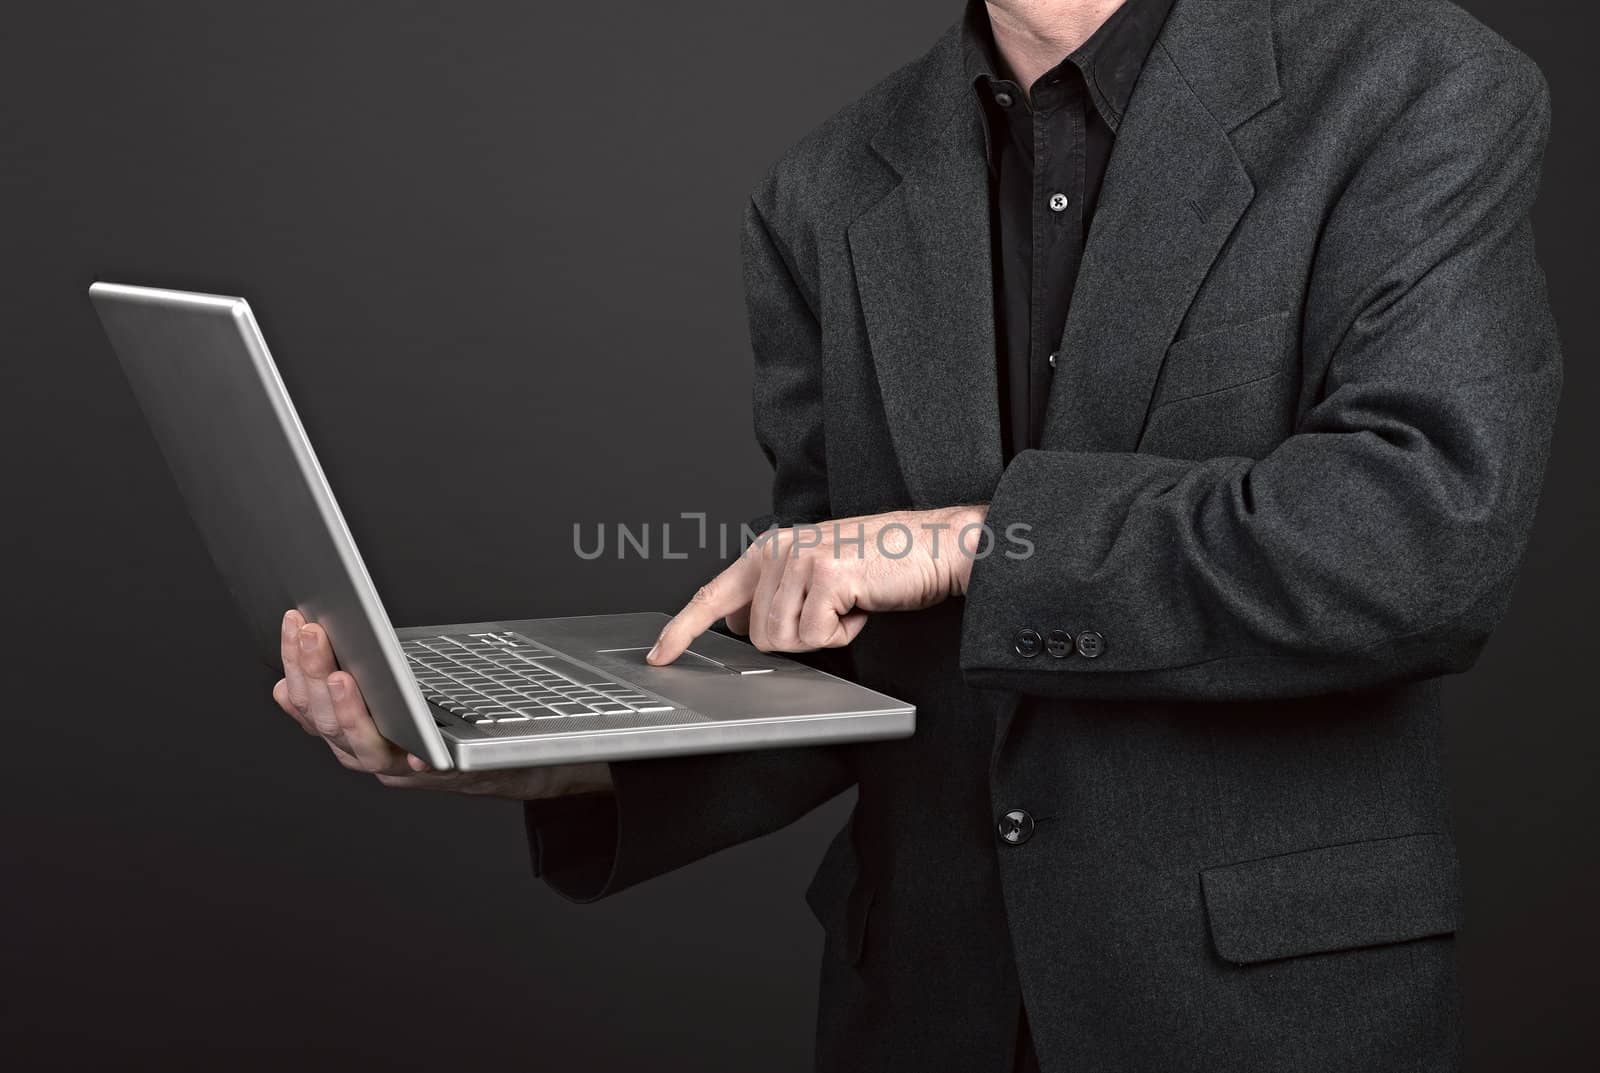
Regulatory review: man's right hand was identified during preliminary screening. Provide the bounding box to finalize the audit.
[272,609,613,800]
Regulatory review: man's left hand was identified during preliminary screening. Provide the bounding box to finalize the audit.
[647,505,988,664]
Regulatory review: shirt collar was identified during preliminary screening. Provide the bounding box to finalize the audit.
[961,0,1176,131]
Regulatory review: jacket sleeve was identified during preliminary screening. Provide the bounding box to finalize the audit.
[960,51,1561,702]
[527,195,856,901]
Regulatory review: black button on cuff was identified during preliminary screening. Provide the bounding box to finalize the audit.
[1075,630,1105,659]
[1044,629,1074,658]
[998,809,1035,845]
[1013,628,1043,658]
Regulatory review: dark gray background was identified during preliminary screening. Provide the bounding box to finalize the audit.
[2,1,1593,1069]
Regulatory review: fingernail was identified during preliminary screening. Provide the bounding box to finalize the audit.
[299,626,317,653]
[283,613,297,639]
[646,644,660,664]
[328,676,347,701]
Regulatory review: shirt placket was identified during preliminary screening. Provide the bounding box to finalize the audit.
[1028,79,1087,449]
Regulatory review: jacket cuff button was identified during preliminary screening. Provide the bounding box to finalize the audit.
[1013,628,1042,658]
[1075,630,1105,659]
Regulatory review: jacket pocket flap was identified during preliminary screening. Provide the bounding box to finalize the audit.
[1152,310,1292,410]
[1201,833,1461,965]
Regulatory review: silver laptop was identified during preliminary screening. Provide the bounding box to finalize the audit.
[89,282,914,771]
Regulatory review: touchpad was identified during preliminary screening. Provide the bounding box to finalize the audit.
[595,645,778,676]
[598,646,729,671]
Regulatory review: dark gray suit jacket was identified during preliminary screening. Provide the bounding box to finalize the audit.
[529,1,1560,1069]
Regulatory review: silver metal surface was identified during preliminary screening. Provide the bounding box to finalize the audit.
[89,282,455,768]
[91,282,916,773]
[407,615,915,770]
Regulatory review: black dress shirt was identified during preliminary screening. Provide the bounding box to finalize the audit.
[963,7,1176,1066]
[961,0,1175,461]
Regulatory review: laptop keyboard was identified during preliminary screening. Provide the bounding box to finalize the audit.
[402,632,674,726]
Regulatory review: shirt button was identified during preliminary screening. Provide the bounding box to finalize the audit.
[1049,192,1070,212]
[1013,628,1043,658]
[998,809,1035,845]
[1045,629,1074,658]
[1047,351,1059,370]
[994,90,1014,108]
[1076,630,1106,659]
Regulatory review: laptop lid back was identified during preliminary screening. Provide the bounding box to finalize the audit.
[89,282,453,769]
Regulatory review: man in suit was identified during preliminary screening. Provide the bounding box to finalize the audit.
[275,0,1559,1068]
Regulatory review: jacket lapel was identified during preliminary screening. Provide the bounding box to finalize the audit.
[1042,1,1281,452]
[845,0,1282,500]
[848,38,1004,508]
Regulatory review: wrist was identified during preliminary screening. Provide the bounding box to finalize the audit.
[943,504,989,596]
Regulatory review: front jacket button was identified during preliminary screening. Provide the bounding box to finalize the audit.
[1045,629,1074,658]
[1076,630,1105,659]
[998,809,1035,845]
[1013,628,1043,658]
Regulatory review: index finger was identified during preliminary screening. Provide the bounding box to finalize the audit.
[648,553,762,665]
